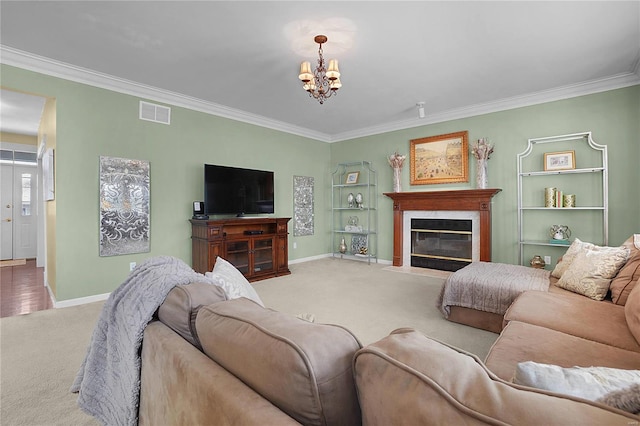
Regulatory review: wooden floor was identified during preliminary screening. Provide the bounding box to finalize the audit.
[1,259,53,318]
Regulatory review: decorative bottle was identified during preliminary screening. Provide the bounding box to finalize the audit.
[338,237,347,254]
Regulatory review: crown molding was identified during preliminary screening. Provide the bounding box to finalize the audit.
[2,45,638,144]
[0,45,332,142]
[329,70,640,142]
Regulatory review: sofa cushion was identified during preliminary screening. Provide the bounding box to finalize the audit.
[503,290,640,352]
[353,328,637,425]
[139,321,300,426]
[626,282,640,345]
[195,298,362,426]
[611,235,640,305]
[485,321,640,382]
[157,282,227,349]
[556,245,629,300]
[205,256,264,306]
[514,361,640,401]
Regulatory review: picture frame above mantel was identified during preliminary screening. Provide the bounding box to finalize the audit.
[410,131,469,185]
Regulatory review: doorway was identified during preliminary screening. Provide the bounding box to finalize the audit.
[0,149,38,261]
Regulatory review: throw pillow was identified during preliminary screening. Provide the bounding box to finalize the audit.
[514,361,640,401]
[597,383,640,414]
[551,238,595,279]
[610,234,640,305]
[205,256,264,307]
[556,245,630,300]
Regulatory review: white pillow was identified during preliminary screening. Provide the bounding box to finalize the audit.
[514,361,640,401]
[205,256,264,307]
[556,246,630,300]
[551,238,595,279]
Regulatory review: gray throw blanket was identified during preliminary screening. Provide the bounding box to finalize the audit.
[70,256,214,426]
[438,261,550,317]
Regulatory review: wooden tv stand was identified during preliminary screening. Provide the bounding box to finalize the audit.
[190,217,291,282]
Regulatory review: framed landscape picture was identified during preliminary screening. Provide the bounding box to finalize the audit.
[410,131,469,185]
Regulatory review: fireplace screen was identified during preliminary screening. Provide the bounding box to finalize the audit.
[411,219,472,271]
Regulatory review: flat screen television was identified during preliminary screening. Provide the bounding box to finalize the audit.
[204,164,274,216]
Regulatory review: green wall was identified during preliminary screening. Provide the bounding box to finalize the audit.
[2,63,638,301]
[331,86,640,265]
[2,64,330,301]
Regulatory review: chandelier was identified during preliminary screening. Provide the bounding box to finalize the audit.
[298,35,342,104]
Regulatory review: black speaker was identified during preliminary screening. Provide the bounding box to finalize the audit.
[192,201,208,220]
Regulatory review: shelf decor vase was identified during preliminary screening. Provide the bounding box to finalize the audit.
[530,255,546,269]
[476,158,488,189]
[387,152,406,192]
[471,138,493,189]
[392,167,402,192]
[338,237,347,254]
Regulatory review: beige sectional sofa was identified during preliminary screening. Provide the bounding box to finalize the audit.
[139,267,640,425]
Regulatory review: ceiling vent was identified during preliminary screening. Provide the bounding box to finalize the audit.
[139,101,171,125]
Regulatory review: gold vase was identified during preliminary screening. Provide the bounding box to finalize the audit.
[530,255,546,269]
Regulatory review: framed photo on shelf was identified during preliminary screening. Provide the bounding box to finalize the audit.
[410,131,468,185]
[544,150,575,171]
[345,171,359,184]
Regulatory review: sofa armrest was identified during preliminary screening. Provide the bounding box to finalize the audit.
[139,321,300,426]
[353,328,638,425]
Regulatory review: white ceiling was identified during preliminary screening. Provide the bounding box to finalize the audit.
[1,1,639,142]
[0,89,47,136]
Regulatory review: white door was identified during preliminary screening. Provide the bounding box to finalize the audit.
[0,161,38,260]
[0,163,13,260]
[13,165,38,259]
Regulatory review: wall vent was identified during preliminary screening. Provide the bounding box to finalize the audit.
[139,101,171,125]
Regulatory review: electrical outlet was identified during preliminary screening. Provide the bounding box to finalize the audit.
[129,262,137,271]
[293,242,297,249]
[544,256,551,265]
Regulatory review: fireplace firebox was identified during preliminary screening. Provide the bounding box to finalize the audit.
[411,219,472,271]
[384,189,502,268]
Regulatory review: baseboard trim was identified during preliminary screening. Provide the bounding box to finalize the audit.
[289,253,332,264]
[53,292,110,309]
[290,253,392,265]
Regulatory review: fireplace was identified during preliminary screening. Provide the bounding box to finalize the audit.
[411,218,472,271]
[384,189,501,269]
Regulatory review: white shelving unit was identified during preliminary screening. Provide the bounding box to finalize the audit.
[331,161,378,264]
[517,132,608,266]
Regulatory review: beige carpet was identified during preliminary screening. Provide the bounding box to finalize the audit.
[0,257,497,425]
[254,258,497,352]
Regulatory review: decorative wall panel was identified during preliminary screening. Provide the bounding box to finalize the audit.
[99,156,150,256]
[293,176,314,236]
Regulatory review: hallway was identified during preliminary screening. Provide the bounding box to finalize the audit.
[0,259,52,317]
